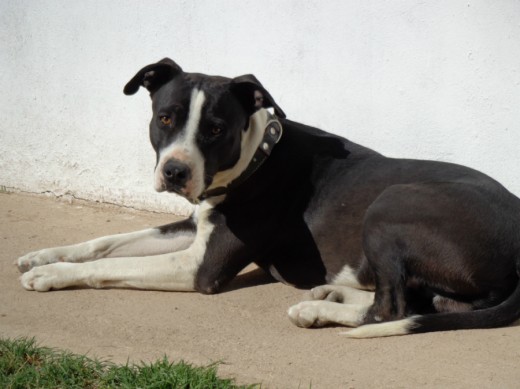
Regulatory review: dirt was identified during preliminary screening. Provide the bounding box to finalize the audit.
[1,192,519,388]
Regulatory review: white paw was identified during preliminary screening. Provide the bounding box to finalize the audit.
[304,284,375,306]
[16,248,66,273]
[20,263,75,291]
[287,301,330,328]
[304,285,347,302]
[16,249,56,273]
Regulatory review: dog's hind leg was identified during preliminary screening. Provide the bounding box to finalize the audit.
[360,200,410,324]
[357,183,482,324]
[362,250,408,324]
[17,218,196,272]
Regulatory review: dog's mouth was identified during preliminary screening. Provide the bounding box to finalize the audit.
[163,182,207,205]
[165,185,184,195]
[163,182,189,197]
[155,177,186,195]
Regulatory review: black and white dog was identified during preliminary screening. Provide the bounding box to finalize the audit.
[17,58,520,337]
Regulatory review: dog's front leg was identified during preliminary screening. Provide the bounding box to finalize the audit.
[16,218,196,272]
[20,251,203,292]
[19,212,207,292]
[20,202,251,293]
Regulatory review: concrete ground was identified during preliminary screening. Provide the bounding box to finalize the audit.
[1,192,519,388]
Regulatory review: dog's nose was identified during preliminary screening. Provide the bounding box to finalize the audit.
[163,160,191,187]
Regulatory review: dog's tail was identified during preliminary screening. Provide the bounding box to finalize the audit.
[344,259,520,338]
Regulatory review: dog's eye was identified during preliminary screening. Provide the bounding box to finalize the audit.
[211,127,222,136]
[159,116,173,126]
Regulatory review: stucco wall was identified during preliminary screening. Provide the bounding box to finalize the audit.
[1,1,519,215]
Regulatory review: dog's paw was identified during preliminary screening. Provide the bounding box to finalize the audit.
[287,301,330,328]
[16,248,65,273]
[288,300,369,328]
[304,285,347,303]
[304,285,375,306]
[20,263,75,291]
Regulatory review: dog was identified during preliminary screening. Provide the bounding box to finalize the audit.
[17,58,520,337]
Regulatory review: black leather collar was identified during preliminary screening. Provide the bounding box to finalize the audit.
[199,114,283,201]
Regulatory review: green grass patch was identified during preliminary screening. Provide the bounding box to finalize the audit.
[0,337,258,388]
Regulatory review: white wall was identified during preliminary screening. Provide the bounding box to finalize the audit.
[1,0,519,215]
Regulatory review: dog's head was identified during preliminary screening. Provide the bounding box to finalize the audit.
[124,58,284,203]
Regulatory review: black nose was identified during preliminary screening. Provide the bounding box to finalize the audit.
[163,160,191,187]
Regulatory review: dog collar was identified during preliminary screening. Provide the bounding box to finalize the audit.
[199,115,283,201]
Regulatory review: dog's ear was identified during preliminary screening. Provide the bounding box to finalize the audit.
[230,74,286,118]
[124,58,182,96]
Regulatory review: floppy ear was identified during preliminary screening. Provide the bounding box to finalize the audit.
[123,58,182,95]
[230,74,286,118]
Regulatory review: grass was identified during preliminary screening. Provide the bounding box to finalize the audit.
[0,337,258,388]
